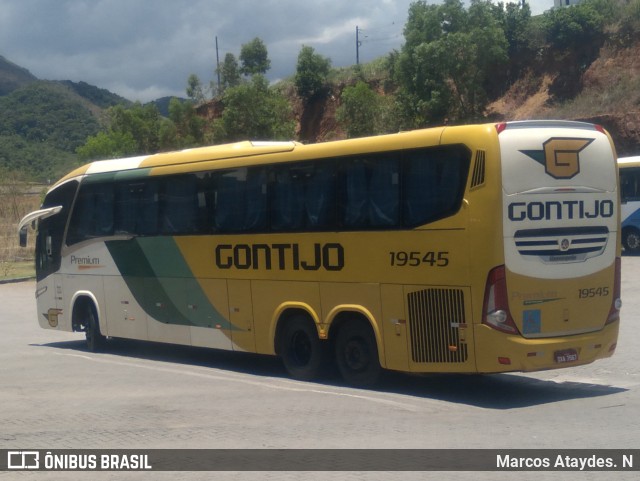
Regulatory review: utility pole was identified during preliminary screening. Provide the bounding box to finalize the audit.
[215,36,221,93]
[356,26,361,65]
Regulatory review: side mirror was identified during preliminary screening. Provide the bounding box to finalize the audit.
[19,226,28,247]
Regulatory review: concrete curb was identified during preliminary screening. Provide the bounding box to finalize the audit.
[0,277,36,285]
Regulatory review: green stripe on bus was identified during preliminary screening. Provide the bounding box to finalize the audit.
[106,238,234,330]
[83,168,152,184]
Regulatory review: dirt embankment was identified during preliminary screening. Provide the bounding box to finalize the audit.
[200,42,640,155]
[489,41,640,156]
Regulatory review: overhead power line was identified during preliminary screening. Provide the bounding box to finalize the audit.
[356,23,403,64]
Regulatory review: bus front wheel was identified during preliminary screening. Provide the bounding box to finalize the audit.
[335,320,381,387]
[84,303,106,353]
[623,228,640,254]
[279,315,327,381]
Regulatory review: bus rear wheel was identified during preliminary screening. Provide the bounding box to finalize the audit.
[279,315,327,381]
[84,303,105,353]
[335,320,381,387]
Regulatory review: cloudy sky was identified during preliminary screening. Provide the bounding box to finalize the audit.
[0,0,553,103]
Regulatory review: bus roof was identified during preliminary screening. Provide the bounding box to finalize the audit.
[54,127,452,187]
[55,121,610,188]
[57,141,299,185]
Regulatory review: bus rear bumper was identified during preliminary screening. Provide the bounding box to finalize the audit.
[473,321,619,373]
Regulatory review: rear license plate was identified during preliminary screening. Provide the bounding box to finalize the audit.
[554,349,578,363]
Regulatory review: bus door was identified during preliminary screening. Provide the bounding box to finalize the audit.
[34,213,66,329]
[227,279,256,352]
[31,180,79,331]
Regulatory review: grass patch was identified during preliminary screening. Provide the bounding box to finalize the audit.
[0,260,35,281]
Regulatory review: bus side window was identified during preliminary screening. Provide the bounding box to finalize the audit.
[214,169,245,232]
[404,151,438,225]
[272,168,304,231]
[138,181,159,235]
[94,184,116,236]
[67,182,114,244]
[621,169,640,202]
[343,156,400,228]
[368,156,399,227]
[343,160,368,227]
[305,162,336,229]
[244,168,267,231]
[115,181,158,235]
[403,147,469,227]
[67,189,92,244]
[211,167,267,233]
[162,175,197,234]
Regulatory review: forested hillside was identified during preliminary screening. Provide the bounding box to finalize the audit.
[0,55,36,95]
[0,71,130,182]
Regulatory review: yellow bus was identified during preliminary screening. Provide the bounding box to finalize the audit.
[19,121,621,386]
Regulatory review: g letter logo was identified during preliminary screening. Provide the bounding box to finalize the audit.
[521,138,594,179]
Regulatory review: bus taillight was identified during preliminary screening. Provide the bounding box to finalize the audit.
[605,257,622,325]
[495,122,508,134]
[482,265,520,335]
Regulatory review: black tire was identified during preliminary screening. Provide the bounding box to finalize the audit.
[85,303,106,353]
[623,228,640,254]
[335,320,381,387]
[279,315,327,381]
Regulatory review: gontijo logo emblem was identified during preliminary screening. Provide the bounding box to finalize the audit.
[521,138,594,179]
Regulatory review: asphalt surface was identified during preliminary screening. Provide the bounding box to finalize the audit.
[1,256,639,480]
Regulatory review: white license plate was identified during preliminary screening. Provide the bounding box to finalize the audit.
[554,349,578,363]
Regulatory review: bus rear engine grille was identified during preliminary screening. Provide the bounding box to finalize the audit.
[407,288,468,363]
[514,226,609,263]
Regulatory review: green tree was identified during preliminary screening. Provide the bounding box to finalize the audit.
[543,2,605,53]
[541,1,606,99]
[402,1,444,49]
[166,98,205,149]
[336,81,381,138]
[499,1,535,84]
[618,0,640,43]
[454,0,509,116]
[294,46,332,101]
[186,74,207,103]
[76,131,138,160]
[213,75,294,142]
[109,103,166,153]
[219,53,241,92]
[395,0,508,125]
[77,103,171,160]
[240,37,271,76]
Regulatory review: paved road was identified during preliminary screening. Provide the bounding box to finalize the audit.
[1,256,640,481]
